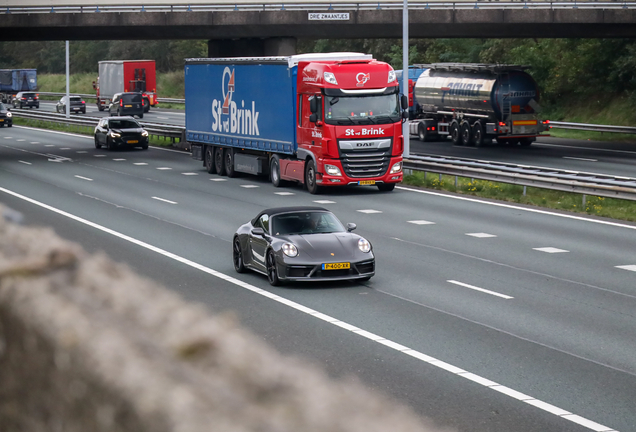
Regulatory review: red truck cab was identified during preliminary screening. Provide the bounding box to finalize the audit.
[285,58,404,192]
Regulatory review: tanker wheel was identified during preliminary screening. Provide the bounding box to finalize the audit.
[214,147,226,176]
[418,123,428,142]
[204,146,216,174]
[450,121,462,146]
[472,122,485,147]
[460,121,473,146]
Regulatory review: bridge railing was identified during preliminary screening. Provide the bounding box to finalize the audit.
[3,0,636,13]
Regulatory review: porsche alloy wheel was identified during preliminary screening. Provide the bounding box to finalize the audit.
[266,250,281,286]
[233,237,246,273]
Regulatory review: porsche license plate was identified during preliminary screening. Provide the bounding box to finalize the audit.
[359,180,376,185]
[128,140,138,144]
[323,262,350,270]
[125,104,132,108]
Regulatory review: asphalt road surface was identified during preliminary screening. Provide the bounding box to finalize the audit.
[1,125,635,432]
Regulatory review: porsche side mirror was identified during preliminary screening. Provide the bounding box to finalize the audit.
[346,223,357,232]
[251,227,265,236]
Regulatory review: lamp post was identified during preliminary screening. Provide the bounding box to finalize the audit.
[402,0,410,157]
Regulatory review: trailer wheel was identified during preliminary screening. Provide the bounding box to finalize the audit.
[204,146,216,174]
[224,148,237,178]
[472,122,485,147]
[519,138,533,147]
[214,147,226,176]
[450,121,462,146]
[305,159,320,195]
[460,121,473,146]
[417,123,428,142]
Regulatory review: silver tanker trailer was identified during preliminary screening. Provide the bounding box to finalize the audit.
[409,63,549,147]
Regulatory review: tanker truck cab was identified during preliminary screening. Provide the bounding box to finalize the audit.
[185,53,406,194]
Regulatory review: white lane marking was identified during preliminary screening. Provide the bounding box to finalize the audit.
[3,137,11,139]
[152,196,177,204]
[16,139,25,142]
[275,192,295,196]
[562,414,615,431]
[18,160,32,165]
[358,209,382,214]
[30,142,39,144]
[240,184,259,188]
[616,265,636,272]
[466,232,497,238]
[314,200,335,204]
[563,156,598,162]
[133,162,148,166]
[447,280,514,300]
[59,147,71,150]
[397,185,636,231]
[113,158,126,161]
[74,175,93,182]
[94,155,106,158]
[0,186,619,432]
[182,172,198,176]
[534,247,569,253]
[76,151,87,153]
[45,145,55,147]
[210,178,227,182]
[157,167,172,170]
[408,220,435,225]
[155,116,170,120]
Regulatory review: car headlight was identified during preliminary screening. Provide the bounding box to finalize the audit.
[282,243,298,257]
[141,130,149,137]
[6,112,11,118]
[388,70,397,83]
[358,238,371,253]
[325,164,342,176]
[390,161,403,174]
[109,131,121,138]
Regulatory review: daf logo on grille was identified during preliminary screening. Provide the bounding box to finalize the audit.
[356,142,373,147]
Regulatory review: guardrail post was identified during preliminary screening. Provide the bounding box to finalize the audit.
[523,186,527,196]
[582,194,586,207]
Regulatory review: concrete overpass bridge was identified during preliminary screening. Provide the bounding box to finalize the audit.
[2,0,636,56]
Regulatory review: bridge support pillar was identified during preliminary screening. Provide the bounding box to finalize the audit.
[207,37,297,57]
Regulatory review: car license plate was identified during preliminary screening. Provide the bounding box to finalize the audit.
[358,180,376,185]
[128,140,138,144]
[322,262,350,270]
[0,119,4,122]
[125,105,132,108]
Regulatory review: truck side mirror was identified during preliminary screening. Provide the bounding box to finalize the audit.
[92,81,97,90]
[309,113,317,123]
[402,110,409,119]
[310,97,317,114]
[401,94,408,110]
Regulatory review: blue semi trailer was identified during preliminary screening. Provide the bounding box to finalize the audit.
[0,69,37,103]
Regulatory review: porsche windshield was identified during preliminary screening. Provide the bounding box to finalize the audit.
[272,212,346,235]
[325,93,400,125]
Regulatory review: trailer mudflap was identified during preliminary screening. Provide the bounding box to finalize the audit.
[191,143,203,160]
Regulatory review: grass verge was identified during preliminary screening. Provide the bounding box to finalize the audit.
[402,171,636,223]
[11,117,181,148]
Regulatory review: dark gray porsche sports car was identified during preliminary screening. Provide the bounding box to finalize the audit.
[233,207,375,286]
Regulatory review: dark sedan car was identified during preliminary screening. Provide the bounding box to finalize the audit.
[56,95,86,114]
[108,92,144,119]
[12,91,39,109]
[0,103,12,127]
[94,116,149,151]
[233,207,375,286]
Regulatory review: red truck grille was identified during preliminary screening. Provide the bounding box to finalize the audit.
[340,149,391,178]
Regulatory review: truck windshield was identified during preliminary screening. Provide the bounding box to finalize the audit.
[325,94,400,125]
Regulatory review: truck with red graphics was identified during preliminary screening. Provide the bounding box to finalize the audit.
[402,63,549,147]
[92,60,158,113]
[185,53,407,193]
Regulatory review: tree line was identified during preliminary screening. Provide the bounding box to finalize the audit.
[1,38,636,107]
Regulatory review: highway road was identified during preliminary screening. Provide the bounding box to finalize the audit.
[1,125,635,432]
[37,99,636,179]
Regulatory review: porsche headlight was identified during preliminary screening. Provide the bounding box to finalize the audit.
[358,238,371,253]
[282,243,298,257]
[390,161,403,174]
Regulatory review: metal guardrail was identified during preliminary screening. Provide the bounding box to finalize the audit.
[10,109,185,142]
[38,92,185,105]
[404,154,636,201]
[3,1,636,13]
[546,121,636,135]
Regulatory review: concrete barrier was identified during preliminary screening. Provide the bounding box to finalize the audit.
[0,204,452,432]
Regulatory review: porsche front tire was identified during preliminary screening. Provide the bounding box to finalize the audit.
[233,237,246,273]
[266,250,282,286]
